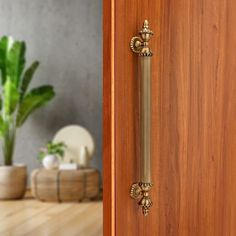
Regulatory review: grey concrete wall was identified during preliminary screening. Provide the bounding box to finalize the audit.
[0,0,102,182]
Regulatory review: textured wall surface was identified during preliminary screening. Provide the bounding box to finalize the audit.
[0,0,102,182]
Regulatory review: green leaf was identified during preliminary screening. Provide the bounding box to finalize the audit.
[0,115,7,137]
[0,36,26,88]
[0,36,13,85]
[20,61,39,99]
[6,40,26,87]
[16,85,55,127]
[3,79,20,115]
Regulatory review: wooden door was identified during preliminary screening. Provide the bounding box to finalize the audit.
[103,0,236,235]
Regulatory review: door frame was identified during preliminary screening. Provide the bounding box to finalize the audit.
[103,0,115,235]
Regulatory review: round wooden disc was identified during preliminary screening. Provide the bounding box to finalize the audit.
[53,125,95,163]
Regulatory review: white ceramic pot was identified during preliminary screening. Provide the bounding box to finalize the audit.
[42,155,59,170]
[0,164,27,199]
[78,146,90,168]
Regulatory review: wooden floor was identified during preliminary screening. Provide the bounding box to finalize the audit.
[0,197,102,236]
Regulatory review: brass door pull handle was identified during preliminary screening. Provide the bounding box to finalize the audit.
[130,20,153,216]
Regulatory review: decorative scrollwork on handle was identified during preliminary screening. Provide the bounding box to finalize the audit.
[130,182,153,216]
[130,20,154,216]
[130,20,153,56]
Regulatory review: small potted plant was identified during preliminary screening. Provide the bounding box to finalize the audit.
[0,36,55,199]
[38,142,66,170]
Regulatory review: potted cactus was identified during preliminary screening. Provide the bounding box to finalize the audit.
[0,36,55,199]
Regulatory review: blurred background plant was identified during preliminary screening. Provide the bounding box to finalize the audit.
[38,141,66,162]
[0,36,55,166]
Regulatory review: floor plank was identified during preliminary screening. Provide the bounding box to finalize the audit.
[0,199,102,236]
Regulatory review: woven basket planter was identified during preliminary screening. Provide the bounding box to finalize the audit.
[0,165,27,200]
[31,168,100,202]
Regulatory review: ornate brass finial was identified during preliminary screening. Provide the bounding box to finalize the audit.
[130,20,154,56]
[130,20,154,216]
[130,182,153,216]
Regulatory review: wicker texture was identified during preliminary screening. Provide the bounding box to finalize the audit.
[0,165,27,199]
[31,168,100,202]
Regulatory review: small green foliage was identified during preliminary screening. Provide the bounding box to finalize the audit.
[38,141,66,162]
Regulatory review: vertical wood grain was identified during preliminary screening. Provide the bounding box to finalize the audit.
[114,1,160,235]
[103,0,115,235]
[158,0,236,235]
[103,0,236,235]
[103,0,160,235]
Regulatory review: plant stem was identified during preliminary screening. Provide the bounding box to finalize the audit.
[3,124,16,166]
